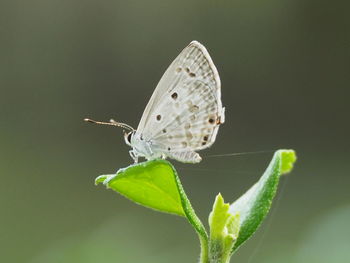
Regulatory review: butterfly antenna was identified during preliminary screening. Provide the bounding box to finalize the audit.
[84,118,134,132]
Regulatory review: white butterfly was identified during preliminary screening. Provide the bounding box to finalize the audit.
[85,41,225,163]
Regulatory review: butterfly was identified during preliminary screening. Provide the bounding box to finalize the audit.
[85,41,225,163]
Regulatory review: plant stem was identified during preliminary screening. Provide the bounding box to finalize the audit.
[173,172,209,262]
[199,234,209,263]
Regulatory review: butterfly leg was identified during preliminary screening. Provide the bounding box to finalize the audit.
[129,149,139,163]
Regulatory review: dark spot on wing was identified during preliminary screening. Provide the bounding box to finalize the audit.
[156,114,161,121]
[171,92,178,100]
[216,116,223,125]
[184,67,196,77]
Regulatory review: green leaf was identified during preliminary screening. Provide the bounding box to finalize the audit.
[208,193,240,263]
[230,149,297,252]
[209,194,239,242]
[95,159,185,216]
[95,159,209,261]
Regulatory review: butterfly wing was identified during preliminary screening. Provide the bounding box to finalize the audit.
[137,41,225,163]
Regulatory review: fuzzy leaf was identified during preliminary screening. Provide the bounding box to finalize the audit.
[209,193,240,262]
[95,159,208,258]
[95,159,185,216]
[230,149,297,252]
[209,193,239,241]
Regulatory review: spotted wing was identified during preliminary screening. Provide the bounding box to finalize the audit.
[137,41,225,163]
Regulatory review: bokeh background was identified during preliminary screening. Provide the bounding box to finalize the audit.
[1,0,349,262]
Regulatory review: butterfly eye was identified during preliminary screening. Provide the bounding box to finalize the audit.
[124,131,133,146]
[127,132,132,143]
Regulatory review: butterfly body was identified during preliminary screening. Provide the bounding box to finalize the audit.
[126,131,164,162]
[86,40,225,164]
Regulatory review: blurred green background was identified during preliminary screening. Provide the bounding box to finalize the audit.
[1,0,349,262]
